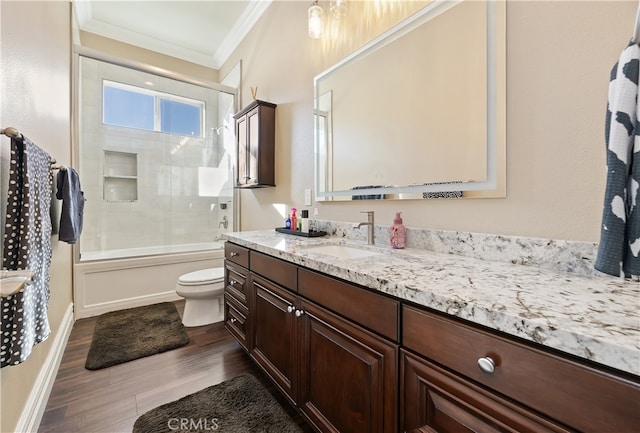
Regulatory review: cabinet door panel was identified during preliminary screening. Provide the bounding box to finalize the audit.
[299,300,397,433]
[236,115,248,185]
[251,274,297,404]
[401,350,571,433]
[248,109,259,185]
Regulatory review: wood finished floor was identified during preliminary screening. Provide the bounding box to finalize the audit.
[38,301,313,433]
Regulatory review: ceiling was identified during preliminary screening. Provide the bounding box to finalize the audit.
[73,0,273,69]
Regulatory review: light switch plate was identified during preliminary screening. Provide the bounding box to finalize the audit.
[304,189,312,206]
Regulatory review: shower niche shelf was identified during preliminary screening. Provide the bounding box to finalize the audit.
[104,150,138,202]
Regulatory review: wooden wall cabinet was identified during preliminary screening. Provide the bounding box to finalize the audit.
[234,99,276,188]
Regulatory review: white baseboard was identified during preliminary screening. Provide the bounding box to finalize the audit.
[75,291,182,319]
[14,302,74,433]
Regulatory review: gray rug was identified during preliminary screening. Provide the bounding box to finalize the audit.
[133,373,303,433]
[85,302,189,370]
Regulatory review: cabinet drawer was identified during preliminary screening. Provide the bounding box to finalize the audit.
[225,242,249,268]
[299,269,399,342]
[401,350,569,433]
[225,262,248,305]
[224,294,249,352]
[250,251,297,290]
[402,305,640,432]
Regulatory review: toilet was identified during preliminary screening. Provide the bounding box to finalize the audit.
[175,267,225,327]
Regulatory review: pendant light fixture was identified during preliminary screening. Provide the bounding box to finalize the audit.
[308,1,323,39]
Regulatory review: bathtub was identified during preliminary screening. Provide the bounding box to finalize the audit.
[74,242,225,319]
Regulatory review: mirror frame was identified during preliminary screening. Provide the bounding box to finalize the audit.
[313,0,506,201]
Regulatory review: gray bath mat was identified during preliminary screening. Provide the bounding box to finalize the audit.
[133,373,303,433]
[85,302,189,370]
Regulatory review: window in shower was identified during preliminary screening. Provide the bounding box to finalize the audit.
[103,80,204,137]
[77,55,236,261]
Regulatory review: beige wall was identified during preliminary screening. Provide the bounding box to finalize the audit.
[223,0,636,243]
[0,1,74,432]
[80,31,220,83]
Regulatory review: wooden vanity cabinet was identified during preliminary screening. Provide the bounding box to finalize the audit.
[244,248,399,433]
[225,242,640,433]
[234,99,276,188]
[402,304,640,433]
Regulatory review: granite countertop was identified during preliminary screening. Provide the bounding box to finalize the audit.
[224,230,640,377]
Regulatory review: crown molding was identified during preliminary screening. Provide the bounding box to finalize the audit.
[73,1,272,70]
[213,0,273,68]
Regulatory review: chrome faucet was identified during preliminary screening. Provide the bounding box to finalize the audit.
[354,211,375,245]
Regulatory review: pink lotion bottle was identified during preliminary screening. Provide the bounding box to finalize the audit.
[390,211,406,249]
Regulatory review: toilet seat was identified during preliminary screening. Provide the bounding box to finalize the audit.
[175,267,226,327]
[177,268,224,286]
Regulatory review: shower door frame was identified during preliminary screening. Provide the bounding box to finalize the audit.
[71,45,240,265]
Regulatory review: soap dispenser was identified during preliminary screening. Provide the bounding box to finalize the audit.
[390,211,406,249]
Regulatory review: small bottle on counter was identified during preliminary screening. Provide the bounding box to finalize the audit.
[291,208,298,231]
[300,209,309,232]
[285,214,292,230]
[390,211,406,249]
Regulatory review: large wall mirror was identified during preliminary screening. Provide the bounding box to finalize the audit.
[314,0,505,201]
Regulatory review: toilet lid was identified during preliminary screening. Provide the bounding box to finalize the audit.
[178,268,225,285]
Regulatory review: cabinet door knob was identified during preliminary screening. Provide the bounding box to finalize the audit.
[230,252,239,257]
[287,305,295,313]
[229,279,238,286]
[295,310,305,317]
[477,356,496,374]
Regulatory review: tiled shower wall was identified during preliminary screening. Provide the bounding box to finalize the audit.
[78,56,234,257]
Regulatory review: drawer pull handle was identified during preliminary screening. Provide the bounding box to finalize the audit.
[287,305,295,313]
[229,279,238,286]
[295,310,305,317]
[230,252,239,257]
[230,318,237,324]
[477,356,496,374]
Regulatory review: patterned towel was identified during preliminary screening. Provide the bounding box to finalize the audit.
[595,42,640,277]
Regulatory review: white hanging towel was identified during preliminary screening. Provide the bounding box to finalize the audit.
[595,42,640,277]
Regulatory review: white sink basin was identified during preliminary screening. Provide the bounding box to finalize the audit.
[304,244,382,260]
